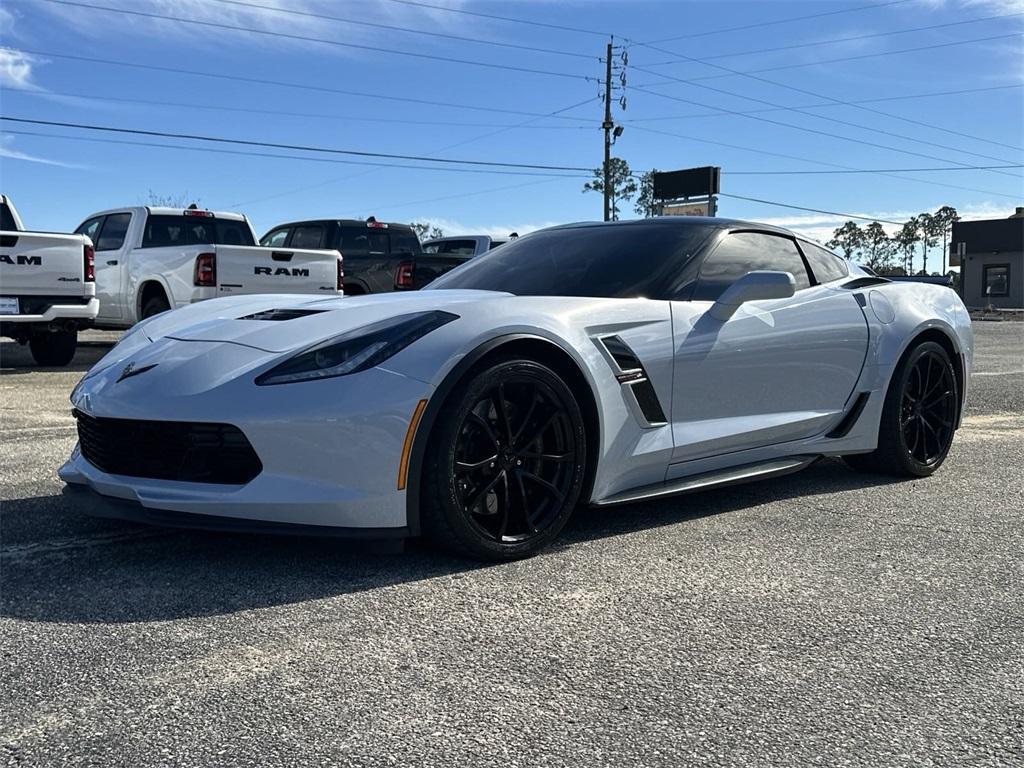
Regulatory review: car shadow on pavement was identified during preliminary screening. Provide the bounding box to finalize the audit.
[0,459,903,625]
[0,339,115,375]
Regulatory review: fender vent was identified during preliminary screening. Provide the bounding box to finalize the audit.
[599,335,667,426]
[828,392,870,438]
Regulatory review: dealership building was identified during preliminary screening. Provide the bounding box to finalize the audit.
[951,208,1024,309]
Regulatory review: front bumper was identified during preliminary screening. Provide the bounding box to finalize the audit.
[61,345,434,533]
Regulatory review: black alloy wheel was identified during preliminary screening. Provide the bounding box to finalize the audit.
[845,340,958,477]
[900,349,957,467]
[423,358,587,560]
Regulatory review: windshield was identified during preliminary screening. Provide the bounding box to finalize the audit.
[427,222,716,298]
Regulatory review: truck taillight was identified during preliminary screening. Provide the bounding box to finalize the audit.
[83,243,95,282]
[337,256,344,292]
[194,252,216,287]
[394,260,414,290]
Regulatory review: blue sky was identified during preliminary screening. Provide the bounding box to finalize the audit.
[1,0,1022,265]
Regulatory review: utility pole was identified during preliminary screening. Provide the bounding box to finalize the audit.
[602,40,613,222]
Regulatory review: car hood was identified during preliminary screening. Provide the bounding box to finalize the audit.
[142,290,509,353]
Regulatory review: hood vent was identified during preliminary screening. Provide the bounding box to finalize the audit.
[239,308,328,322]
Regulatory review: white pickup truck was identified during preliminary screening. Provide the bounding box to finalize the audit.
[1,195,99,366]
[73,206,344,328]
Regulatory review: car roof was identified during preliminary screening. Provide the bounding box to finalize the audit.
[267,219,416,231]
[546,216,798,238]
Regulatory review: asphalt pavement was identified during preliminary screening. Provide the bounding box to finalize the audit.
[1,324,1022,767]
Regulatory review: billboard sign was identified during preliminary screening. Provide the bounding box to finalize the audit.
[653,166,721,201]
[662,201,712,217]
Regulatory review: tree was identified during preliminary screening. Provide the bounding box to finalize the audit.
[932,205,959,273]
[917,212,941,274]
[582,157,637,221]
[826,221,865,260]
[144,190,197,208]
[894,216,920,273]
[861,221,897,272]
[634,168,660,218]
[409,221,445,241]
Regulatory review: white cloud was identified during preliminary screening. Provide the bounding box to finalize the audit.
[0,48,42,90]
[0,136,86,168]
[413,217,562,239]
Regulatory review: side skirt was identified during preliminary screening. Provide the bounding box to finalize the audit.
[592,455,819,507]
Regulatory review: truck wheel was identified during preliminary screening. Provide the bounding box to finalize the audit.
[29,330,78,367]
[141,294,170,319]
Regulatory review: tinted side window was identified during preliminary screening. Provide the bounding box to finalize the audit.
[1,203,18,231]
[336,227,370,255]
[440,240,477,256]
[422,241,440,254]
[75,216,104,242]
[367,232,389,256]
[290,225,324,249]
[693,232,810,302]
[214,219,255,246]
[95,213,131,251]
[261,228,290,247]
[800,241,849,283]
[142,215,186,248]
[390,230,420,255]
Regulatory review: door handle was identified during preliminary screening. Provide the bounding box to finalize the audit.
[106,259,118,265]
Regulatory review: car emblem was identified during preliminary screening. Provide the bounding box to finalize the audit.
[117,362,158,382]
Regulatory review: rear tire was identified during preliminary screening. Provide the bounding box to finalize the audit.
[141,294,170,319]
[844,341,958,477]
[29,330,77,367]
[421,357,587,561]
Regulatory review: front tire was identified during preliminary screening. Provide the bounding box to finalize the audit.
[845,341,958,477]
[29,330,77,367]
[422,357,587,561]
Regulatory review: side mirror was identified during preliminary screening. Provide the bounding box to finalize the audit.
[708,270,795,321]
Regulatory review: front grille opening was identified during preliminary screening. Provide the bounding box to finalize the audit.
[74,410,262,484]
[239,308,327,322]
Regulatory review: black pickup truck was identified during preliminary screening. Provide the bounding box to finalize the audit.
[259,218,424,295]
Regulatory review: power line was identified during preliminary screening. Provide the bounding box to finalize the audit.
[633,37,1024,155]
[626,83,1024,124]
[0,116,593,172]
[2,129,589,178]
[12,49,595,122]
[649,32,1023,82]
[0,86,592,131]
[34,0,592,81]
[626,123,1022,200]
[379,0,610,37]
[638,0,914,44]
[725,165,1024,175]
[630,82,1021,177]
[207,0,596,60]
[645,11,1024,64]
[717,193,906,225]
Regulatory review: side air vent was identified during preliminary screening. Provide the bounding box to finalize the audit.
[827,392,870,438]
[239,308,327,322]
[599,335,668,426]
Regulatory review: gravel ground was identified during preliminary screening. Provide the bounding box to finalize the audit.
[1,324,1022,767]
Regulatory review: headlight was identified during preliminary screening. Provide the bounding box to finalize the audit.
[255,311,458,386]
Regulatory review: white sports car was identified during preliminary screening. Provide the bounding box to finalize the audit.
[60,218,973,560]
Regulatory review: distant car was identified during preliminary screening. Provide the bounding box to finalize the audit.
[62,218,973,561]
[1,194,98,366]
[422,235,511,258]
[74,206,343,328]
[399,235,513,290]
[260,218,421,296]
